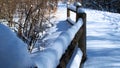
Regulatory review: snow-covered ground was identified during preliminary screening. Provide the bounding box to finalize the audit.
[84,9,120,68]
[47,3,120,67]
[52,2,120,68]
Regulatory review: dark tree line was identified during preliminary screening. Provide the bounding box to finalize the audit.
[83,0,120,13]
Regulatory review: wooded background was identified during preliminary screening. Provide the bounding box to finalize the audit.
[82,0,120,13]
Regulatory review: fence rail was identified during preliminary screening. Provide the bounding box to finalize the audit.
[58,2,86,68]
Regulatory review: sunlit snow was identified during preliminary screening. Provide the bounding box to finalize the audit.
[0,1,120,68]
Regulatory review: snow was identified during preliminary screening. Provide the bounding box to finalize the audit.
[31,18,83,68]
[56,2,120,68]
[0,24,35,68]
[31,2,83,68]
[31,49,58,68]
[67,17,75,25]
[83,9,120,68]
[73,2,82,7]
[1,1,120,68]
[67,3,84,14]
[67,46,83,68]
[67,4,76,12]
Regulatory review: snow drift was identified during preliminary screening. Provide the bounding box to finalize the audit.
[0,24,35,68]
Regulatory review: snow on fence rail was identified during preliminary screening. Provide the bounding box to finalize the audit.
[58,2,86,68]
[32,18,83,68]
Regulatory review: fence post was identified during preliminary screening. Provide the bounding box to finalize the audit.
[67,2,70,18]
[75,2,82,22]
[77,11,87,68]
[74,2,86,65]
[58,2,86,68]
[75,3,87,64]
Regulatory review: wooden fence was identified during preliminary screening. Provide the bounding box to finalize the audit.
[57,2,86,68]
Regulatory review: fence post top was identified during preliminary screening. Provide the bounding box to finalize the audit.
[67,2,70,5]
[74,2,82,7]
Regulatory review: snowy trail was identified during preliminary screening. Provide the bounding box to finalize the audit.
[84,9,120,68]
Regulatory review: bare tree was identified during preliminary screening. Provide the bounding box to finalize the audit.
[0,0,18,27]
[16,0,59,52]
[0,0,59,52]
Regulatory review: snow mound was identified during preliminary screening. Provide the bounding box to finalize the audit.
[0,24,35,68]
